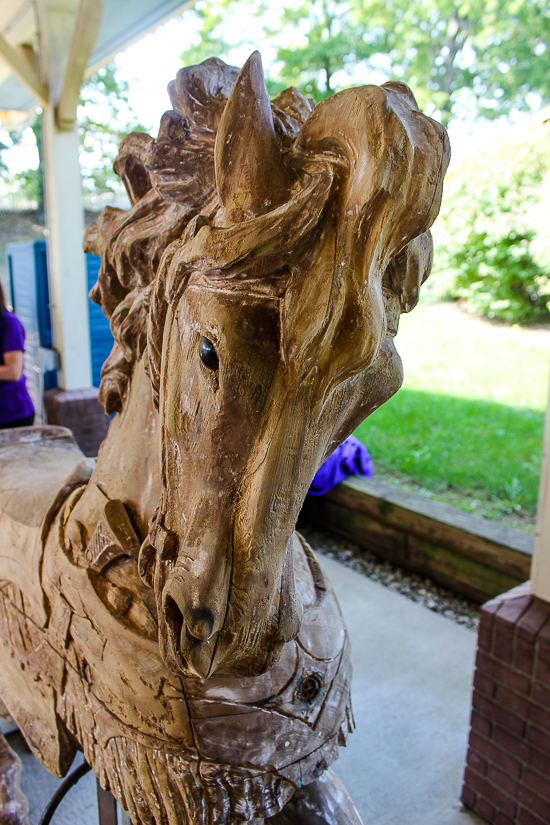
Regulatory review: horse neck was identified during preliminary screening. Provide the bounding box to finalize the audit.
[67,358,161,546]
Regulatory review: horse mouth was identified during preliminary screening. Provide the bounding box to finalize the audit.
[161,598,286,679]
[161,592,219,678]
[161,592,290,679]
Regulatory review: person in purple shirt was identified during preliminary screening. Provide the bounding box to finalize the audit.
[0,282,35,429]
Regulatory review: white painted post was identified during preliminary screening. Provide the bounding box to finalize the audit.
[41,105,92,390]
[531,370,550,602]
[37,0,93,390]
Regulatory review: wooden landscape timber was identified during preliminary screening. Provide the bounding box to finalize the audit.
[300,475,533,603]
[0,52,449,824]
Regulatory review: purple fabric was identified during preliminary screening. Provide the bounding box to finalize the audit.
[0,312,35,425]
[308,435,373,496]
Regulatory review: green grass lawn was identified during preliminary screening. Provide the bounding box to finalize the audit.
[354,302,549,527]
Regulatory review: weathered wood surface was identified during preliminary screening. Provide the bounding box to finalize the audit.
[0,51,449,824]
[301,475,532,602]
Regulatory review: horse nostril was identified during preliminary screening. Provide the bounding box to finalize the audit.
[164,590,215,645]
[164,594,184,643]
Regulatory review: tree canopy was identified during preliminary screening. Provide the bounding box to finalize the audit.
[79,63,146,198]
[0,62,145,209]
[180,0,550,124]
[355,0,550,125]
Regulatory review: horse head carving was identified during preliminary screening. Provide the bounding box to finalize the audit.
[86,52,449,681]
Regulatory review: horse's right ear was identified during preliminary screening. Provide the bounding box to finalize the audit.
[214,51,293,224]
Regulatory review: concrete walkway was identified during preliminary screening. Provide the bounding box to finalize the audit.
[3,556,485,825]
[325,556,484,825]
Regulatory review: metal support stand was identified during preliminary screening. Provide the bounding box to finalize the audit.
[38,762,92,825]
[38,761,130,825]
[96,779,118,825]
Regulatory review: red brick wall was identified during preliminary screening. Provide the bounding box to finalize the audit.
[44,388,110,457]
[462,582,550,825]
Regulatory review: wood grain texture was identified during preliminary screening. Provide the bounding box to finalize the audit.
[0,51,449,823]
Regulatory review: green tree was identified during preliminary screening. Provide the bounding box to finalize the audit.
[180,0,550,122]
[12,115,45,217]
[0,62,146,210]
[78,63,147,198]
[180,0,374,99]
[353,0,550,126]
[176,0,247,67]
[0,140,9,179]
[265,0,372,98]
[0,125,43,213]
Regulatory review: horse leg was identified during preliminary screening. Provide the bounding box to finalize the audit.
[0,733,29,825]
[265,769,364,825]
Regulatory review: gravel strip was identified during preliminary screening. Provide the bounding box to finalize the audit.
[299,523,480,632]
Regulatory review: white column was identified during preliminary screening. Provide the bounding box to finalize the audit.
[41,104,92,390]
[531,370,550,602]
[37,0,93,390]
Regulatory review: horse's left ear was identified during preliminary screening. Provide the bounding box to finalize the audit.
[214,51,293,224]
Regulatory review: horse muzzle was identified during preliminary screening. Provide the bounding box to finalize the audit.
[159,535,303,679]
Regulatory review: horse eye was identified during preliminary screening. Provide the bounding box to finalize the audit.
[199,337,219,370]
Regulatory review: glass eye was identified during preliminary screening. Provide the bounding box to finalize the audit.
[199,336,219,370]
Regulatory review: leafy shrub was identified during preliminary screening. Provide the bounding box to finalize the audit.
[451,228,550,324]
[431,119,550,324]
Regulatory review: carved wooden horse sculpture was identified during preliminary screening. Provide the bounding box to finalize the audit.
[0,53,449,824]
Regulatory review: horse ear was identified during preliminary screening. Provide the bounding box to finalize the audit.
[214,51,293,223]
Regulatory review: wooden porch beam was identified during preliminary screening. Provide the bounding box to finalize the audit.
[57,0,104,129]
[0,33,49,108]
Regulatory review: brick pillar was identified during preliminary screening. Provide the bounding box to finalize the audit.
[462,582,550,825]
[44,387,110,457]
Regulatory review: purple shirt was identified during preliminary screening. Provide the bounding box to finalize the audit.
[0,312,35,424]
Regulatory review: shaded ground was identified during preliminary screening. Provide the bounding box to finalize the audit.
[2,537,484,825]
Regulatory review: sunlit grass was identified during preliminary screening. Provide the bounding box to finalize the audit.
[354,302,549,521]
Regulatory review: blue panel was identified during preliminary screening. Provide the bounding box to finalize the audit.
[87,253,114,388]
[6,243,39,337]
[7,256,14,308]
[34,241,53,348]
[5,241,57,401]
[6,242,112,390]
